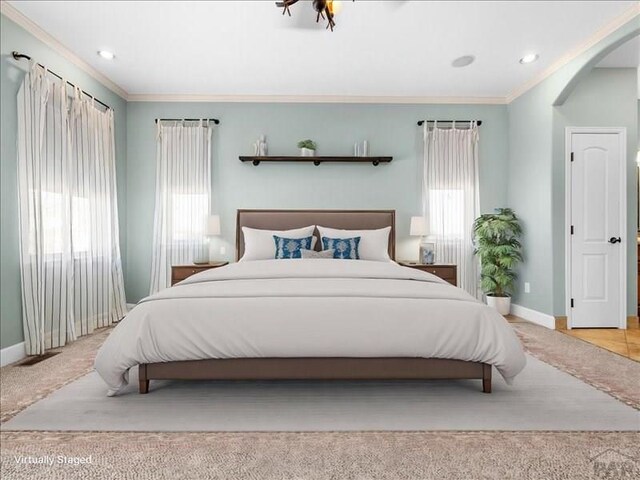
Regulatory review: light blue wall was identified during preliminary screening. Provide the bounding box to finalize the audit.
[552,68,638,316]
[508,67,639,317]
[1,11,638,352]
[125,102,509,302]
[0,14,128,349]
[508,14,639,317]
[507,83,555,314]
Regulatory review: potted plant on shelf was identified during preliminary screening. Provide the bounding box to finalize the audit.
[297,139,317,157]
[473,208,522,315]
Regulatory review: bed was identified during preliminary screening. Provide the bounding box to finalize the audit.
[94,209,526,396]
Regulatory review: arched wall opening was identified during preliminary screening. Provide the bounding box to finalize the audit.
[507,15,639,320]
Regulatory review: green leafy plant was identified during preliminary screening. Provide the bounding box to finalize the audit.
[473,208,523,298]
[297,139,317,150]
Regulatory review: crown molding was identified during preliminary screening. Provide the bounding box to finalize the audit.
[3,0,637,106]
[127,94,507,105]
[506,3,640,103]
[1,1,128,99]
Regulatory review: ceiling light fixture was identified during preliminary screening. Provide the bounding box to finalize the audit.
[276,0,348,32]
[452,55,475,68]
[97,50,115,60]
[519,53,539,64]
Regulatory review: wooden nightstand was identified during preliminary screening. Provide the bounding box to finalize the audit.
[171,262,229,286]
[398,262,458,286]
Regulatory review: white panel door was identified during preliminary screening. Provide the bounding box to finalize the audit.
[570,133,623,328]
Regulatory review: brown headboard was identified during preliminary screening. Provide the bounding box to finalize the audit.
[236,209,396,261]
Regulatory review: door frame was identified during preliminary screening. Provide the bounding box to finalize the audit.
[565,127,627,329]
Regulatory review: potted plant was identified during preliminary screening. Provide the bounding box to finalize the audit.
[297,139,317,157]
[473,208,523,315]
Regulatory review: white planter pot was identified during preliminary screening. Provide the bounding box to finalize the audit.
[486,295,511,315]
[300,148,315,157]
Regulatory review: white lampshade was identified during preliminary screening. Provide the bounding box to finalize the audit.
[205,215,221,236]
[410,216,427,236]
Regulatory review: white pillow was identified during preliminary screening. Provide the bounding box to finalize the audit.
[317,226,391,262]
[240,226,316,261]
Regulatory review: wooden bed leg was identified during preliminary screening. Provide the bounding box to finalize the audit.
[482,363,492,394]
[139,364,149,394]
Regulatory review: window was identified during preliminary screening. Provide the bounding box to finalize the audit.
[170,193,208,243]
[428,189,465,240]
[71,196,91,253]
[150,122,213,293]
[28,192,91,255]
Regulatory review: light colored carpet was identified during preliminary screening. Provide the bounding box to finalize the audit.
[2,321,639,426]
[2,431,639,480]
[0,326,112,423]
[513,322,640,409]
[3,355,639,431]
[2,322,640,479]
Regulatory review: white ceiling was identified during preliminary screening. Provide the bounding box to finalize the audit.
[6,1,638,99]
[597,35,640,67]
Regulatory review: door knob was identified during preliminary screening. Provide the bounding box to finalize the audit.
[608,237,621,244]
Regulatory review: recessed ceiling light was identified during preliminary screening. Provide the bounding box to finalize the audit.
[452,55,475,68]
[97,50,115,60]
[519,53,539,64]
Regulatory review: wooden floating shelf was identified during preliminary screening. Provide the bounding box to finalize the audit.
[239,156,393,166]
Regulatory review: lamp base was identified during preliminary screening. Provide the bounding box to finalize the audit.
[208,239,216,263]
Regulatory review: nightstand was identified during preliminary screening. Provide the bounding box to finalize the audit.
[398,262,458,286]
[171,262,229,286]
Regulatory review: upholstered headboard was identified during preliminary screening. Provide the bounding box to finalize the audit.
[236,209,396,261]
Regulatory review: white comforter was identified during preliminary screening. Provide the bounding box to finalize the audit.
[95,260,526,395]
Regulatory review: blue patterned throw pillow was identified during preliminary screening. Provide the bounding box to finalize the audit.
[321,237,361,259]
[273,235,314,259]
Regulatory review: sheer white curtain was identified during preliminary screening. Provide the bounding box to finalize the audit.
[68,88,127,336]
[422,121,480,296]
[17,64,126,355]
[149,120,214,293]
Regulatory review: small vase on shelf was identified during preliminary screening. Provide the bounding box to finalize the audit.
[258,135,268,156]
[300,147,315,157]
[362,140,370,157]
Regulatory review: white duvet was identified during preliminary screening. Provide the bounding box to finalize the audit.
[95,260,526,395]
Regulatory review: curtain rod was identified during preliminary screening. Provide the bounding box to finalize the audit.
[155,118,220,125]
[417,120,482,126]
[12,51,112,111]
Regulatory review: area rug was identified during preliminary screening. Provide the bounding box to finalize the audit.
[1,431,639,480]
[3,354,638,431]
[513,322,640,409]
[1,321,639,427]
[0,327,112,423]
[2,322,640,479]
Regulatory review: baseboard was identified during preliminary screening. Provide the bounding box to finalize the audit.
[511,304,556,330]
[0,341,26,367]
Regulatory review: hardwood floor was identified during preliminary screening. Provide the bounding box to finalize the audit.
[558,318,639,361]
[506,314,639,362]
